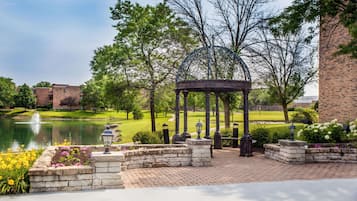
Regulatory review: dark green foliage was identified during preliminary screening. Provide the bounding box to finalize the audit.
[291,108,318,124]
[269,0,357,58]
[33,81,51,88]
[81,79,105,111]
[251,128,270,148]
[15,84,35,109]
[0,77,16,108]
[271,132,290,143]
[132,107,143,120]
[132,131,162,144]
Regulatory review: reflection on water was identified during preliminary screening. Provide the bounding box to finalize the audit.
[0,119,106,152]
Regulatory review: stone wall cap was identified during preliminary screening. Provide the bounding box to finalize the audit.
[279,140,307,146]
[186,138,212,145]
[92,152,124,162]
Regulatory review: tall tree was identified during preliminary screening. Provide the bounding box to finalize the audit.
[81,79,106,112]
[33,81,52,88]
[169,0,269,127]
[15,84,36,109]
[0,77,16,108]
[91,1,196,131]
[269,0,357,58]
[247,27,317,122]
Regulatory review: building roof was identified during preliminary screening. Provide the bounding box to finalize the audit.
[293,96,318,104]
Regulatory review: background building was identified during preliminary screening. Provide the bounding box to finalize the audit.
[34,84,81,110]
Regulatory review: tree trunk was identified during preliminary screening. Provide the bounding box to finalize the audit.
[126,111,129,120]
[282,103,289,123]
[150,89,156,132]
[223,100,230,128]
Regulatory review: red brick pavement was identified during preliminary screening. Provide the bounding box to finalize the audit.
[121,148,357,188]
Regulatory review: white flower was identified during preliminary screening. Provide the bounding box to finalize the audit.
[331,119,338,124]
[328,131,332,135]
[314,129,318,133]
[324,135,330,140]
[297,130,303,137]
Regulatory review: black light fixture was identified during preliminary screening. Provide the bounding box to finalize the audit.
[289,122,296,141]
[162,123,169,144]
[196,120,203,139]
[102,125,114,154]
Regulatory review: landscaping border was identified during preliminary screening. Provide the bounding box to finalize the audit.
[264,140,357,164]
[29,139,212,193]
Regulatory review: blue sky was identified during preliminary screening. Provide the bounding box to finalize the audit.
[0,0,317,95]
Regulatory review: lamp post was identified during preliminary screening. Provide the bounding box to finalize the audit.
[196,120,203,139]
[232,123,239,148]
[162,123,169,144]
[289,122,296,141]
[102,125,114,154]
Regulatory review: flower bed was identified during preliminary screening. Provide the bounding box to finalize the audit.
[51,146,92,167]
[297,118,357,143]
[0,148,42,195]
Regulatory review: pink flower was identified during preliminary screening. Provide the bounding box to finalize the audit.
[60,151,69,157]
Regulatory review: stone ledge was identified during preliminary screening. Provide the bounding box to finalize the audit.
[279,140,307,147]
[186,139,212,145]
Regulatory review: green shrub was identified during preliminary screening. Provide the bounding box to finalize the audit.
[132,131,162,144]
[220,129,233,147]
[298,119,346,143]
[291,108,317,124]
[251,128,269,148]
[132,108,143,120]
[271,131,290,143]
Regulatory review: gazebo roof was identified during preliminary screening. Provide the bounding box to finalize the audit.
[176,46,251,83]
[176,46,251,92]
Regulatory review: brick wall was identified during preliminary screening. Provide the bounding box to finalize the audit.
[34,87,51,107]
[319,17,357,123]
[52,84,81,110]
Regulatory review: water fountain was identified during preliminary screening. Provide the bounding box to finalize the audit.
[15,112,46,135]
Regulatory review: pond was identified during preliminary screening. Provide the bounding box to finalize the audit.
[0,118,107,152]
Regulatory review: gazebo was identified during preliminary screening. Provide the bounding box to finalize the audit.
[173,46,253,156]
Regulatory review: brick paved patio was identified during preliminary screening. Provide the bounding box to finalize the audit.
[122,148,357,188]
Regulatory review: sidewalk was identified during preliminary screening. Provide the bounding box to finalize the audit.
[123,148,357,188]
[2,179,357,201]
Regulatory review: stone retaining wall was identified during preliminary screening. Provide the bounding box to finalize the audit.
[29,139,212,193]
[306,148,357,163]
[264,140,357,164]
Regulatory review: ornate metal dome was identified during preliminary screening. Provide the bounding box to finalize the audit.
[176,46,251,82]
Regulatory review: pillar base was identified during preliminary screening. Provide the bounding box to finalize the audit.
[240,134,253,157]
[214,131,222,149]
[182,132,191,140]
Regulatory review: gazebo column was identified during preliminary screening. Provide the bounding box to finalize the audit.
[204,91,211,139]
[182,90,191,139]
[214,92,222,149]
[240,89,252,156]
[173,89,181,143]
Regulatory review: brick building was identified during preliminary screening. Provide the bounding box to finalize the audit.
[34,84,81,110]
[319,18,357,123]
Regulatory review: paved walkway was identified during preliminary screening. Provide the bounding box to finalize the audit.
[3,179,357,201]
[122,148,357,188]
